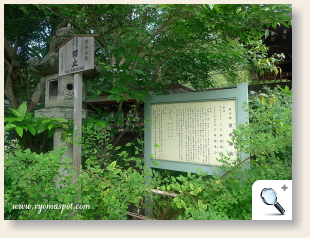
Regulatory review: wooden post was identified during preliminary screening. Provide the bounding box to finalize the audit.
[58,34,97,187]
[73,72,83,184]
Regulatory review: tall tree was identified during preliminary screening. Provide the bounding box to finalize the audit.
[39,4,291,94]
[4,4,59,111]
[4,4,292,111]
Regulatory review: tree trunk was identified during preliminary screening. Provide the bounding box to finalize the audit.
[4,36,23,109]
[27,76,46,112]
[5,35,46,111]
[4,64,23,109]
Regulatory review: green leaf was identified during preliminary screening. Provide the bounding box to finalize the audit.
[107,161,117,171]
[17,102,27,117]
[117,120,124,127]
[196,187,202,194]
[214,5,221,13]
[154,143,161,148]
[107,95,115,100]
[11,109,22,118]
[86,120,94,130]
[97,120,106,128]
[151,160,161,166]
[27,124,36,135]
[125,143,132,146]
[115,95,122,102]
[61,130,68,140]
[4,123,16,130]
[4,117,19,122]
[272,22,278,29]
[52,118,69,123]
[15,126,23,137]
[37,123,47,134]
[189,183,195,191]
[198,200,207,210]
[280,20,289,28]
[118,151,127,157]
[175,202,182,209]
[48,127,56,137]
[94,122,99,131]
[48,122,54,130]
[174,196,181,203]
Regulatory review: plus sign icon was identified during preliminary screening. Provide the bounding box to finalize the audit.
[252,180,292,220]
[281,184,288,191]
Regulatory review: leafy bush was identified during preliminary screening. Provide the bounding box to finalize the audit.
[4,102,69,153]
[4,135,76,220]
[77,159,150,220]
[4,100,151,220]
[4,86,291,220]
[4,132,150,220]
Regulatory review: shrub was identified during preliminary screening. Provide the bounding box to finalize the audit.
[4,132,150,220]
[4,135,76,220]
[4,86,292,220]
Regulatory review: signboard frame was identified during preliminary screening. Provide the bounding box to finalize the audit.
[58,35,96,76]
[144,83,249,175]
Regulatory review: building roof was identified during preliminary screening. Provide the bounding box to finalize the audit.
[87,83,195,105]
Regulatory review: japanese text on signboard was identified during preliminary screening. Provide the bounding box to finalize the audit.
[59,36,94,76]
[151,100,237,166]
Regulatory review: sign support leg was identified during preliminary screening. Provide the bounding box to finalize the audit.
[73,72,83,185]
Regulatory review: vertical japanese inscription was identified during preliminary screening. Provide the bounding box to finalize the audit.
[151,100,237,166]
[59,36,94,76]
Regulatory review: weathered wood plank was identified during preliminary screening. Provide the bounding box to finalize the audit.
[73,72,83,183]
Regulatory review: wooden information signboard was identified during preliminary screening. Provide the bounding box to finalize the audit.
[59,36,95,76]
[144,83,249,175]
[58,34,96,183]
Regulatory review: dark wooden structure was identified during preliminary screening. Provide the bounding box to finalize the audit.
[87,82,292,107]
[251,13,292,82]
[86,82,291,142]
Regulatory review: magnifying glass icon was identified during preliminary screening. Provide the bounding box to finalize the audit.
[260,188,285,215]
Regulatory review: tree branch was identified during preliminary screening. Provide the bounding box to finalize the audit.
[4,35,14,62]
[27,76,46,112]
[220,155,252,179]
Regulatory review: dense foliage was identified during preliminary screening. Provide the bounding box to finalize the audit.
[4,3,292,220]
[4,4,291,111]
[4,102,69,153]
[4,131,152,220]
[4,86,292,220]
[4,4,59,110]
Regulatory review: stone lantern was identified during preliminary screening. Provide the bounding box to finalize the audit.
[35,73,87,119]
[30,22,98,186]
[34,73,88,165]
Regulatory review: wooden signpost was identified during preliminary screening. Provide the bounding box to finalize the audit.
[58,34,96,183]
[58,35,96,77]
